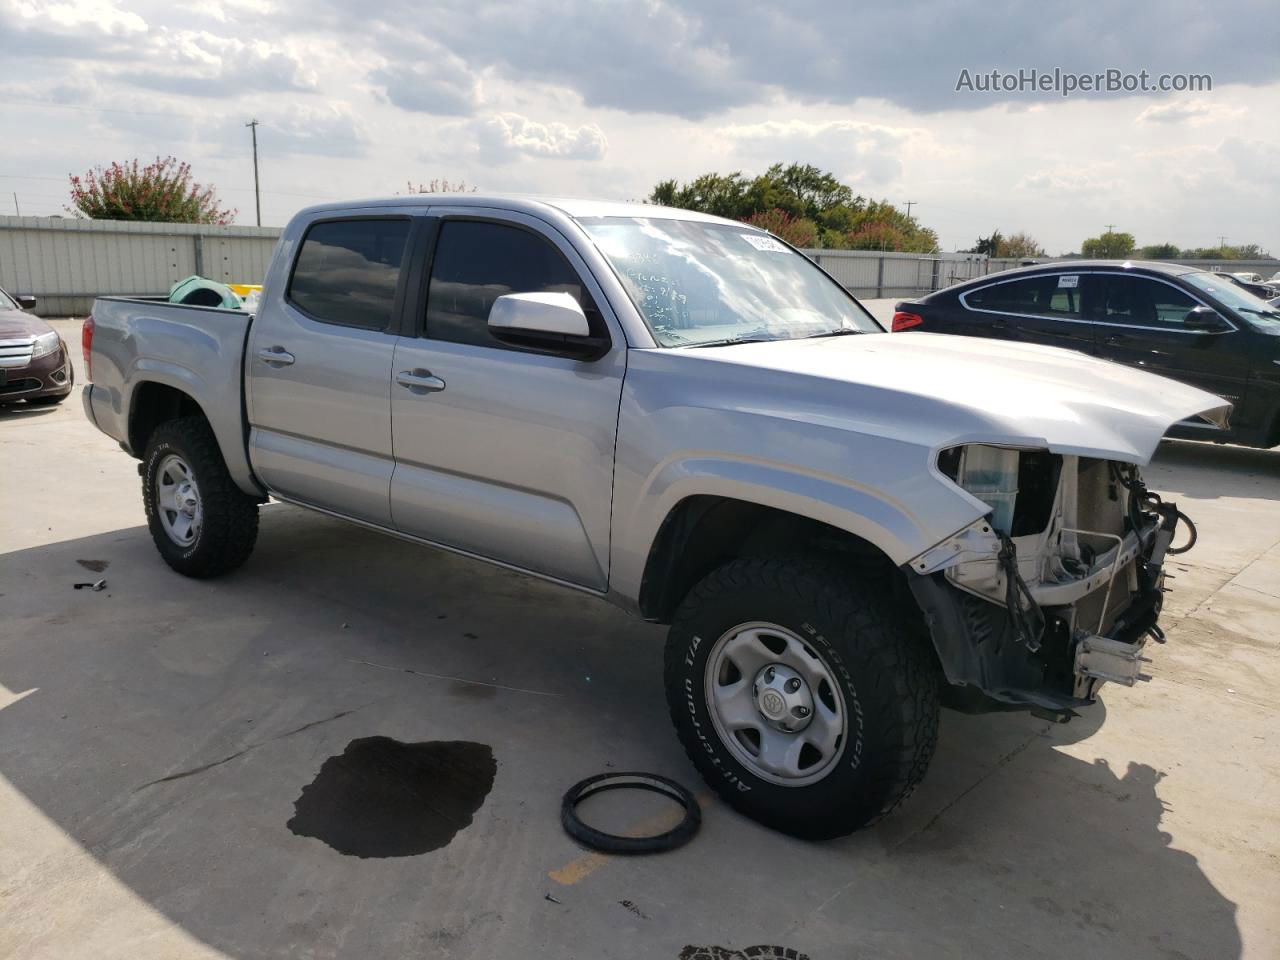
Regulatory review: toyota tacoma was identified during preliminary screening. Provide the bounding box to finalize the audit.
[81,195,1227,838]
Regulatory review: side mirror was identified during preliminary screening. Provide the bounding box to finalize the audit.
[487,292,609,360]
[16,295,37,310]
[1182,305,1229,332]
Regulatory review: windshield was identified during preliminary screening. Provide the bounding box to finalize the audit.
[1185,272,1280,331]
[579,217,881,346]
[0,287,17,311]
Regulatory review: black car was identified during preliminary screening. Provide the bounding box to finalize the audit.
[893,260,1280,448]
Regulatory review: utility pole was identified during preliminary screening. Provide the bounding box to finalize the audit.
[1104,223,1116,234]
[12,192,19,216]
[246,119,261,227]
[1218,235,1228,249]
[904,201,916,220]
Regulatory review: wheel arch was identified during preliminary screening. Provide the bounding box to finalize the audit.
[126,373,265,498]
[637,494,916,624]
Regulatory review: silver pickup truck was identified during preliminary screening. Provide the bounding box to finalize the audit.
[82,195,1228,838]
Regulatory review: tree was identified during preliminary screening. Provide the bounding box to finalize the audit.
[966,230,1045,258]
[965,232,1004,256]
[405,178,476,194]
[1080,231,1136,258]
[68,157,233,224]
[1001,231,1046,259]
[742,209,819,248]
[647,163,937,252]
[1138,243,1181,260]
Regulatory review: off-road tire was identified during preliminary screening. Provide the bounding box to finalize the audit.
[142,416,259,578]
[664,556,939,839]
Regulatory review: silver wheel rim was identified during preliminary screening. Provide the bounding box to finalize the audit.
[704,621,848,787]
[155,454,203,547]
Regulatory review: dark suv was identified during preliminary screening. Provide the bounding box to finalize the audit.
[0,287,74,406]
[894,260,1280,448]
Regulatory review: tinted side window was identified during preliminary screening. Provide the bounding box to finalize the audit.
[966,275,1081,316]
[1097,276,1198,329]
[289,219,411,330]
[426,220,603,350]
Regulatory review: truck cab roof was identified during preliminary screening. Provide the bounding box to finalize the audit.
[294,193,743,227]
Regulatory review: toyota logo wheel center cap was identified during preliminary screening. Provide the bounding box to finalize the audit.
[753,663,815,733]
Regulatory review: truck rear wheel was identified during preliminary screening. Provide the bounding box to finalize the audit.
[664,557,939,839]
[142,416,259,578]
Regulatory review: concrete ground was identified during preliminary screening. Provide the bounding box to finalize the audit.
[1,319,1277,960]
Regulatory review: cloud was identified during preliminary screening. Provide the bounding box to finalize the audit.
[370,57,480,116]
[1016,168,1122,194]
[718,118,923,186]
[302,0,1276,119]
[1134,98,1245,125]
[473,113,608,162]
[118,30,318,97]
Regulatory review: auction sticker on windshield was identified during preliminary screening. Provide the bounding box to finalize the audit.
[742,234,789,252]
[1058,275,1079,288]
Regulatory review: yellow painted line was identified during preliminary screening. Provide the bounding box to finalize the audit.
[549,791,714,886]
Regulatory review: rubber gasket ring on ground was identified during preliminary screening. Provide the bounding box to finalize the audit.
[561,772,702,854]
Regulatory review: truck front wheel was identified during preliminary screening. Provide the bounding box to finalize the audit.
[664,557,939,839]
[142,416,259,578]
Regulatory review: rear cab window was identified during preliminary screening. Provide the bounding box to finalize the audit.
[288,218,412,330]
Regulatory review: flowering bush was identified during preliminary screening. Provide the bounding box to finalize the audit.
[68,157,234,224]
[743,209,819,248]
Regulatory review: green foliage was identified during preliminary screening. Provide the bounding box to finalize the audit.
[1081,231,1136,258]
[742,209,819,248]
[648,162,938,253]
[1138,243,1181,260]
[1179,242,1273,260]
[966,230,1046,258]
[68,157,233,225]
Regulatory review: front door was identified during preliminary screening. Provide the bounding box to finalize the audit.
[1084,272,1248,421]
[388,213,626,590]
[247,215,415,525]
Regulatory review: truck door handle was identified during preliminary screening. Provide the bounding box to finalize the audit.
[257,346,295,366]
[396,369,446,393]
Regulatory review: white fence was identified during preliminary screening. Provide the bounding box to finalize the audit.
[1,215,1275,316]
[0,216,280,316]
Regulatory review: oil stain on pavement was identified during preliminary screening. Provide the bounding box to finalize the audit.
[287,737,496,858]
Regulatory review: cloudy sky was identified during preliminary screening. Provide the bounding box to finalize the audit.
[1,0,1276,254]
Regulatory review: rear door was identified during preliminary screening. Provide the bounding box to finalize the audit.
[957,272,1096,355]
[1084,272,1248,418]
[388,212,626,590]
[246,214,417,525]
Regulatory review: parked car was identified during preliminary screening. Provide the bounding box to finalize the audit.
[0,287,74,406]
[894,260,1280,448]
[1219,272,1277,301]
[1230,272,1263,284]
[82,196,1225,838]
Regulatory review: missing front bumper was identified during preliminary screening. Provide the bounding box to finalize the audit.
[1074,634,1152,687]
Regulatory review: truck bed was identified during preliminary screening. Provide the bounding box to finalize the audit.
[82,296,262,496]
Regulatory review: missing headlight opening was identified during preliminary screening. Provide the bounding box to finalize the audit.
[914,444,1196,709]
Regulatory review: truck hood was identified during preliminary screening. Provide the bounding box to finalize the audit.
[681,332,1231,464]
